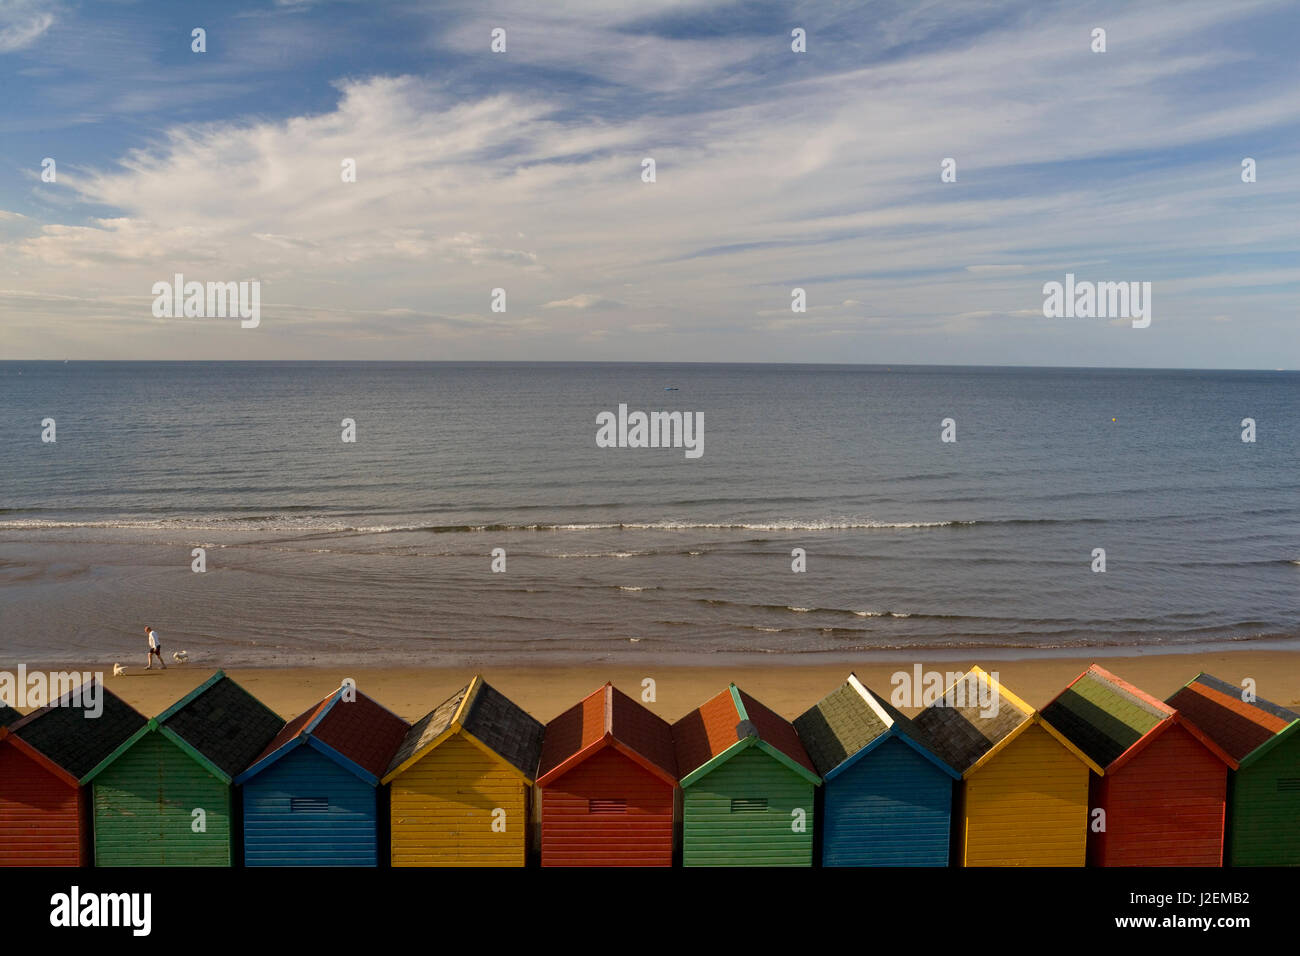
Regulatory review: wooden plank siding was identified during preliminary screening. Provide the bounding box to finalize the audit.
[1228,731,1300,866]
[1089,723,1226,867]
[0,745,85,866]
[822,735,952,867]
[242,746,382,866]
[540,747,674,867]
[681,747,813,866]
[961,723,1089,866]
[390,733,529,867]
[92,732,232,867]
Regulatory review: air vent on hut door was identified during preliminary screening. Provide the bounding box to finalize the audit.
[291,796,329,812]
[730,798,768,813]
[588,799,627,814]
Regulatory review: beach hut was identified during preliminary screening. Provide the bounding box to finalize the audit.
[672,683,819,866]
[0,684,146,866]
[794,673,960,866]
[235,683,408,866]
[83,671,284,866]
[1041,665,1234,866]
[912,666,1101,866]
[1167,673,1300,866]
[536,682,678,867]
[382,675,543,867]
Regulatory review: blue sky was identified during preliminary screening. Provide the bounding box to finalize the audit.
[1,0,1297,366]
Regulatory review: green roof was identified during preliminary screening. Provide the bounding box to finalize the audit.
[1040,665,1170,769]
[793,680,889,777]
[794,674,957,779]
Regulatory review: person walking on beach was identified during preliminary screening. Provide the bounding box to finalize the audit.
[145,625,166,670]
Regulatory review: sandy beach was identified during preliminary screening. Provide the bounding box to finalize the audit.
[38,649,1300,724]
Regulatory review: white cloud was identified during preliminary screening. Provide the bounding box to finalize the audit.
[0,0,54,52]
[3,0,1298,366]
[542,293,622,309]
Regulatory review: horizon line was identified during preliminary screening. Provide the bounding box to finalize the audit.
[1,359,1294,373]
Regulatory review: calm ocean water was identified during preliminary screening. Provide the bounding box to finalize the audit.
[1,361,1296,667]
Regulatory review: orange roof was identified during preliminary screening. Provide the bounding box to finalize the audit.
[672,684,817,778]
[537,683,677,783]
[737,688,818,775]
[672,687,741,773]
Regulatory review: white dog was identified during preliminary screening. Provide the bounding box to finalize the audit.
[172,650,189,664]
[113,663,126,677]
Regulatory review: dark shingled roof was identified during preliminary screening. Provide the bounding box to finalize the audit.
[1041,665,1170,770]
[386,683,469,776]
[911,669,1031,774]
[386,678,545,780]
[161,674,284,778]
[460,680,545,778]
[1167,673,1300,763]
[9,685,147,781]
[0,704,22,727]
[871,689,951,759]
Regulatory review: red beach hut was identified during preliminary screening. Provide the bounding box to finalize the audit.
[0,683,146,866]
[1041,665,1234,866]
[536,683,678,867]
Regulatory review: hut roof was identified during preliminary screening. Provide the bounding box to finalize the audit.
[1042,665,1233,773]
[537,683,677,785]
[673,684,818,785]
[0,703,22,727]
[386,682,468,773]
[157,672,286,779]
[1167,672,1300,768]
[912,666,1101,777]
[5,683,147,783]
[383,676,544,783]
[82,671,284,783]
[793,674,959,780]
[240,684,409,784]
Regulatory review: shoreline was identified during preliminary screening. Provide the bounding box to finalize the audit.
[8,648,1298,724]
[10,634,1299,674]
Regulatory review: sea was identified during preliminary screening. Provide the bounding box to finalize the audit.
[1,361,1296,667]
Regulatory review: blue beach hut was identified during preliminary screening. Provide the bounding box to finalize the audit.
[234,684,409,867]
[793,673,959,866]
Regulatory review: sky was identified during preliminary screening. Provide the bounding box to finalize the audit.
[0,0,1297,367]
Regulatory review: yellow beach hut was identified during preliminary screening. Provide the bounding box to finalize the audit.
[912,666,1101,866]
[381,676,544,867]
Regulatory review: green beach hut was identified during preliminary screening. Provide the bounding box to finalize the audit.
[671,684,820,866]
[84,671,284,866]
